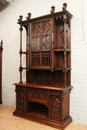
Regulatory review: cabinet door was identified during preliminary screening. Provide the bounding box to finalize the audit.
[30,19,51,67]
[16,86,26,112]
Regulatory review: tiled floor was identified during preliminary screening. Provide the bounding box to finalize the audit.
[0,104,87,130]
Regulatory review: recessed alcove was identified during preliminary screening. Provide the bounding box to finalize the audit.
[28,102,48,119]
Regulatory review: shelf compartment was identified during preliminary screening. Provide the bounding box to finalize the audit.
[28,102,48,119]
[31,52,40,66]
[41,51,50,66]
[54,52,71,68]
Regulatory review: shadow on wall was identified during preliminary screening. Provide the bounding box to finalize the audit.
[0,0,14,12]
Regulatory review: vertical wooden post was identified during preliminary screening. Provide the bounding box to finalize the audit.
[50,6,55,72]
[26,13,31,70]
[62,3,67,87]
[18,15,23,83]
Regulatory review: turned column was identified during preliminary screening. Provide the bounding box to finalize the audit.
[26,13,31,70]
[18,15,23,83]
[62,3,68,87]
[50,6,55,72]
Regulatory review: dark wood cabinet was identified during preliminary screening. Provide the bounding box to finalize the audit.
[13,3,73,129]
[0,40,3,104]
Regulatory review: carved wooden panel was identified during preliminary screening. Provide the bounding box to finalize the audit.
[42,51,50,65]
[36,70,56,85]
[31,52,40,66]
[16,87,25,112]
[31,22,40,50]
[27,88,49,101]
[51,95,61,120]
[42,20,51,49]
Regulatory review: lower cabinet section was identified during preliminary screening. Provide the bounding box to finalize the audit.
[13,84,72,130]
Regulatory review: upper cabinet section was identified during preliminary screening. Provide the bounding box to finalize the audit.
[18,3,73,71]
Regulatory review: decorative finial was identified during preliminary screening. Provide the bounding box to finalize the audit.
[0,39,3,50]
[26,13,31,20]
[62,3,67,11]
[18,15,23,22]
[0,39,2,45]
[50,6,55,14]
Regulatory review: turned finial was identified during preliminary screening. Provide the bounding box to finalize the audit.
[26,13,31,20]
[50,6,55,14]
[18,15,23,22]
[62,3,67,11]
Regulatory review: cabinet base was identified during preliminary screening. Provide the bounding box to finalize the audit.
[13,111,72,130]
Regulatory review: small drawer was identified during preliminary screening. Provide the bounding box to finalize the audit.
[27,87,49,101]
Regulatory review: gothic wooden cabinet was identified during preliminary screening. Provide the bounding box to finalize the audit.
[13,3,73,130]
[0,40,3,104]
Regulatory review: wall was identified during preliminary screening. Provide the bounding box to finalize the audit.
[0,0,87,126]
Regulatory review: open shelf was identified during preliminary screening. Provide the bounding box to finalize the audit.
[28,102,48,119]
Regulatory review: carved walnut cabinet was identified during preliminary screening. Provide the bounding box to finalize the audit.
[13,3,73,130]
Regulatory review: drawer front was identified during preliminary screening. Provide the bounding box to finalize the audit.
[27,87,49,102]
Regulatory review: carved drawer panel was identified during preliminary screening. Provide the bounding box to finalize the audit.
[27,88,49,101]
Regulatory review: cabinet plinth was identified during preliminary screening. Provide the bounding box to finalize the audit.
[13,3,73,130]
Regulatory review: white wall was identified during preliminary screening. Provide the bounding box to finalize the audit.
[0,0,87,126]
